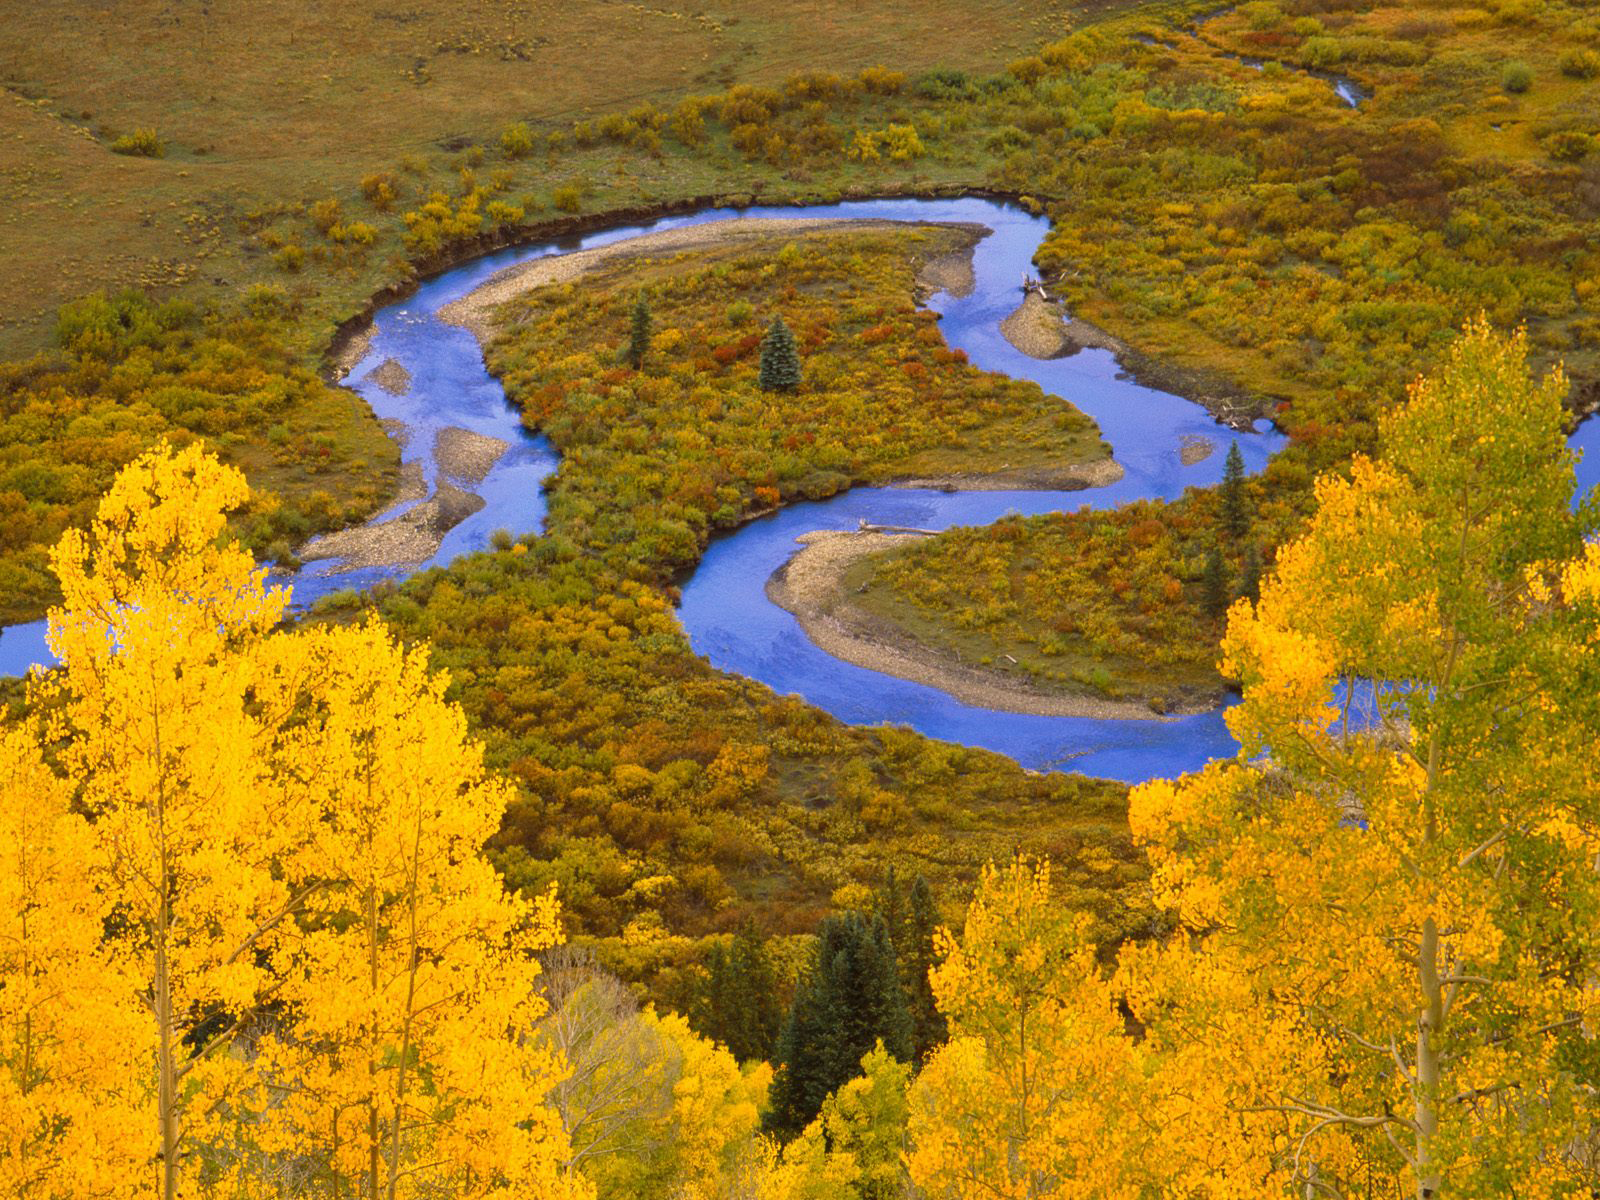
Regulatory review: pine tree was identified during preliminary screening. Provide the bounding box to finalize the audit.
[1201,543,1230,619]
[623,291,651,370]
[903,876,948,1061]
[1219,440,1248,540]
[1237,543,1262,603]
[875,865,908,954]
[767,912,912,1138]
[877,868,945,1061]
[695,919,783,1063]
[758,316,802,392]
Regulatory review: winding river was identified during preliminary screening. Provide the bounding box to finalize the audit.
[3,197,1596,783]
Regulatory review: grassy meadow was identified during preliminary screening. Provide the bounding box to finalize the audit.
[0,0,1081,358]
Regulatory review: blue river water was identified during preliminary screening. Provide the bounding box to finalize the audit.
[2,196,1595,783]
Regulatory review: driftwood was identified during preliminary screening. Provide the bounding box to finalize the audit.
[856,518,937,536]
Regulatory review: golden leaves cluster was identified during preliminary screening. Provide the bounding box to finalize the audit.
[1,442,584,1199]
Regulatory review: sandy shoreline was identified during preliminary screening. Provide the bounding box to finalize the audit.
[368,358,412,396]
[296,422,506,573]
[1000,291,1124,360]
[767,530,1176,721]
[439,217,991,341]
[300,480,485,571]
[435,426,511,484]
[889,456,1123,493]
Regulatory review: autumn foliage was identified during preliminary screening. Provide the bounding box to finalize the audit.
[1,443,579,1199]
[897,324,1600,1196]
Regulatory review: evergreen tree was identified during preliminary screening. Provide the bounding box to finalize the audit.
[1201,543,1230,619]
[693,919,783,1063]
[903,875,948,1061]
[1219,440,1248,540]
[623,291,651,370]
[1238,543,1262,604]
[767,912,912,1138]
[758,316,802,392]
[876,865,909,952]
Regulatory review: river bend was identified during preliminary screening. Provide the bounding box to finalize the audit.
[4,197,1594,783]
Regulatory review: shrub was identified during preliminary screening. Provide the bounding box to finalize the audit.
[272,244,305,273]
[914,69,971,101]
[501,120,535,158]
[308,197,342,234]
[669,99,707,147]
[552,184,583,213]
[882,123,925,161]
[328,221,377,245]
[1560,48,1600,79]
[1241,1,1284,31]
[1544,130,1593,161]
[485,200,525,226]
[858,66,906,95]
[1007,56,1048,85]
[110,128,163,157]
[1502,60,1534,92]
[847,130,881,161]
[360,172,399,211]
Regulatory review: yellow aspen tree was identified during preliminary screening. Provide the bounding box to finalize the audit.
[642,1008,769,1200]
[906,858,1154,1200]
[1127,321,1600,1196]
[0,726,147,1199]
[256,618,583,1200]
[761,1042,909,1200]
[33,441,318,1200]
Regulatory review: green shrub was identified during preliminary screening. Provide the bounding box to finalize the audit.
[1559,48,1600,79]
[1241,1,1284,31]
[1544,130,1593,161]
[1502,60,1534,92]
[501,120,535,159]
[109,128,163,157]
[552,184,583,213]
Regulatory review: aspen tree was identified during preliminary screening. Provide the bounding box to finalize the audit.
[1128,322,1600,1196]
[36,442,314,1200]
[0,729,146,1199]
[256,619,581,1200]
[906,859,1152,1200]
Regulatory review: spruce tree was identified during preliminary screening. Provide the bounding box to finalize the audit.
[1202,543,1230,619]
[903,875,948,1061]
[623,291,651,370]
[766,911,912,1138]
[1238,543,1262,604]
[693,919,783,1063]
[1220,440,1248,541]
[758,316,802,392]
[876,865,908,952]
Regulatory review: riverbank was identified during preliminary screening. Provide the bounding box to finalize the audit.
[1001,289,1271,431]
[767,529,1184,721]
[294,424,509,571]
[888,456,1124,492]
[438,217,991,341]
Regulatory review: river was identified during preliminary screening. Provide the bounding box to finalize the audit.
[3,197,1595,783]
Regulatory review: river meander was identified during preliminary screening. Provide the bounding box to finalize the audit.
[3,197,1594,783]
